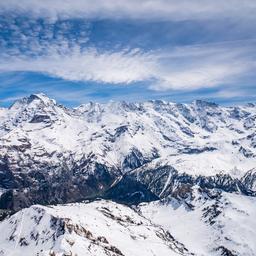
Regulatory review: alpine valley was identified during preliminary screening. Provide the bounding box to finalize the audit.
[0,93,256,256]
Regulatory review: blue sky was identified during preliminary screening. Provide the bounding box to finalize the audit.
[0,0,256,107]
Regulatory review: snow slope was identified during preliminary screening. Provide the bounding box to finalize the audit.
[0,199,191,256]
[139,187,256,256]
[1,190,256,256]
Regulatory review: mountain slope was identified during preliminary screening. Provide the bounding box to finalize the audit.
[1,190,256,256]
[0,94,256,256]
[0,94,256,210]
[139,187,256,256]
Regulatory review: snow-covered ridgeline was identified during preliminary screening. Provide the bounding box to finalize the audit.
[0,199,191,256]
[0,93,255,177]
[0,93,255,210]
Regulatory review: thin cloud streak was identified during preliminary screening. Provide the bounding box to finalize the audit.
[0,42,255,91]
[0,48,155,84]
[1,0,256,22]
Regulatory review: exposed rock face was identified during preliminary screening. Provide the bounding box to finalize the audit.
[105,165,256,205]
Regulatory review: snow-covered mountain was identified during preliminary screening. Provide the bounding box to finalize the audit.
[0,93,256,255]
[0,190,255,256]
[0,93,255,210]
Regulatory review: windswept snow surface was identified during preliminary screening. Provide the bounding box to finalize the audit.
[1,192,256,256]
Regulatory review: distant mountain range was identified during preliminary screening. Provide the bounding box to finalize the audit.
[0,94,255,255]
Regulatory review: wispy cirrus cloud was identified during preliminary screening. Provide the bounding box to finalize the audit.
[0,41,255,90]
[1,0,256,22]
[0,0,256,104]
[0,47,155,84]
[149,43,256,90]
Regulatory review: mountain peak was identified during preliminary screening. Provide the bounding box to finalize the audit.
[9,93,56,111]
[27,93,56,105]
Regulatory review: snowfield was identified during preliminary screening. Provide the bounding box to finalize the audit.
[1,192,256,256]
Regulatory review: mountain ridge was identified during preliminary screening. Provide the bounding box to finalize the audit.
[0,93,256,212]
[0,93,256,255]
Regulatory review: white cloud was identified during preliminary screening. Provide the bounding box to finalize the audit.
[150,44,254,90]
[0,17,90,58]
[152,65,242,90]
[0,11,255,91]
[0,43,254,91]
[1,0,255,93]
[1,0,256,22]
[0,47,155,84]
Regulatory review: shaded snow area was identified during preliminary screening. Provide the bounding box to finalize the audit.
[0,200,192,256]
